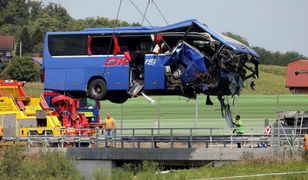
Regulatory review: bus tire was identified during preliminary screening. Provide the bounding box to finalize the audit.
[88,79,107,100]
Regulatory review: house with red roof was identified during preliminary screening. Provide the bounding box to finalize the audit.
[0,36,14,62]
[286,59,308,94]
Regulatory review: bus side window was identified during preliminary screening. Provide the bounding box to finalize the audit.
[118,36,152,54]
[90,37,114,55]
[48,35,88,56]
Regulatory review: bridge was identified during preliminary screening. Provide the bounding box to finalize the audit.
[1,126,305,178]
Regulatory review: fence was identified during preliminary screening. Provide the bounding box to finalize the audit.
[2,126,305,153]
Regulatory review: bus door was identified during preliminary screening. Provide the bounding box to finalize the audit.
[128,53,168,95]
[143,54,166,90]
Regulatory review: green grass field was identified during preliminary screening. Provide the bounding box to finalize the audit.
[99,94,308,134]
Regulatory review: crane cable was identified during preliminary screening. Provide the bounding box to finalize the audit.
[152,0,169,25]
[132,0,169,26]
[129,0,152,26]
[141,0,151,25]
[114,0,123,25]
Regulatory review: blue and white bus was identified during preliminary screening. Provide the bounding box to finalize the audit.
[43,19,259,104]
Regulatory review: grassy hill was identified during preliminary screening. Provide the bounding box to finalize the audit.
[242,64,289,95]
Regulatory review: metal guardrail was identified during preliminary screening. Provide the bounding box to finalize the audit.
[1,126,306,150]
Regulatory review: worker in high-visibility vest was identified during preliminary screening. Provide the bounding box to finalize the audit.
[103,113,116,136]
[233,115,244,148]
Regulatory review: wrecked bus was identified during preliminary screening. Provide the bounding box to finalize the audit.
[42,19,259,106]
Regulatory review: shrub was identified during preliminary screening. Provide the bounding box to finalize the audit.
[0,146,25,179]
[2,56,40,82]
[0,146,80,180]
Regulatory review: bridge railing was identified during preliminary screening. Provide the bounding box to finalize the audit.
[1,126,307,149]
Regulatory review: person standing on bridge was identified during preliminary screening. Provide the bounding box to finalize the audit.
[103,113,116,136]
[233,114,244,148]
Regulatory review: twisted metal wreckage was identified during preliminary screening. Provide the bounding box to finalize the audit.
[120,19,260,125]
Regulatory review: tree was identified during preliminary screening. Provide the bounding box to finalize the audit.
[0,0,29,27]
[32,12,61,51]
[44,2,73,30]
[19,27,33,54]
[252,46,306,65]
[0,24,18,36]
[28,1,43,21]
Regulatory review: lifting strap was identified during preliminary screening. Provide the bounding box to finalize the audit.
[113,35,121,55]
[87,35,93,56]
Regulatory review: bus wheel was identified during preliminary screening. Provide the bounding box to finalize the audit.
[88,79,107,100]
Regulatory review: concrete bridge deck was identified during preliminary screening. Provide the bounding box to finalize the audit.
[68,147,273,162]
[66,147,278,178]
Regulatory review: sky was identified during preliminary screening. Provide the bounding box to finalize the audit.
[41,0,308,56]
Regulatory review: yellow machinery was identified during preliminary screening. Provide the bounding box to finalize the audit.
[0,80,62,139]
